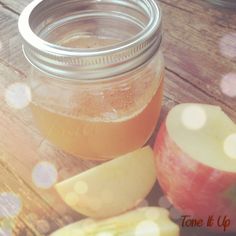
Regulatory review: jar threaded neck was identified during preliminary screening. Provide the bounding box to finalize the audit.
[18,0,162,80]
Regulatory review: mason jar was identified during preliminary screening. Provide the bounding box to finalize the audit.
[18,0,164,160]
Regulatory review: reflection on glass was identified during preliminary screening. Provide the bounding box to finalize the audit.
[220,73,236,98]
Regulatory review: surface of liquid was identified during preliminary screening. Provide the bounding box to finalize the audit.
[31,36,164,160]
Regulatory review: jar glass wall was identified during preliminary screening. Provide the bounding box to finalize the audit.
[30,52,164,160]
[19,0,164,160]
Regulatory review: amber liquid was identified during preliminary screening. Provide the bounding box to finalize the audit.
[31,37,164,160]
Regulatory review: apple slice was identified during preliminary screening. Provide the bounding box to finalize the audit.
[56,146,156,219]
[154,103,236,232]
[50,207,179,236]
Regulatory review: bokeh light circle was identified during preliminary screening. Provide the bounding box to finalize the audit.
[224,133,236,159]
[0,228,11,236]
[36,219,51,234]
[0,219,14,236]
[220,73,236,98]
[135,220,160,236]
[158,196,172,209]
[32,162,58,189]
[5,83,31,110]
[219,33,236,58]
[0,192,22,218]
[181,105,207,130]
[96,232,114,236]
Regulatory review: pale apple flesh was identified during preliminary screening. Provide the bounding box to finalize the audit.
[154,104,236,232]
[56,146,156,219]
[50,207,180,236]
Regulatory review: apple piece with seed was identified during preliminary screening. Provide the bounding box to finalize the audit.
[50,207,180,236]
[56,146,156,219]
[154,103,236,232]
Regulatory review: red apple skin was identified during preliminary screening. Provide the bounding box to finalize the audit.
[154,122,236,232]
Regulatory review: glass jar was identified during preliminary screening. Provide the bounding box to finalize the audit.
[18,0,164,160]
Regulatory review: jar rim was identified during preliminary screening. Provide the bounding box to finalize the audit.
[18,0,162,80]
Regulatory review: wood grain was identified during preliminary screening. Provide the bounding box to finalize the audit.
[0,0,29,14]
[0,0,235,235]
[160,0,236,112]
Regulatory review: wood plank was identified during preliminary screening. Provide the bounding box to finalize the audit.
[159,0,236,111]
[0,0,30,14]
[0,5,29,74]
[161,0,236,26]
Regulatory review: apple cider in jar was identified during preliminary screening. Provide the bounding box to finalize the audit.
[18,0,164,160]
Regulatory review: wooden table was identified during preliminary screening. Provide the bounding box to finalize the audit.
[0,0,235,235]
